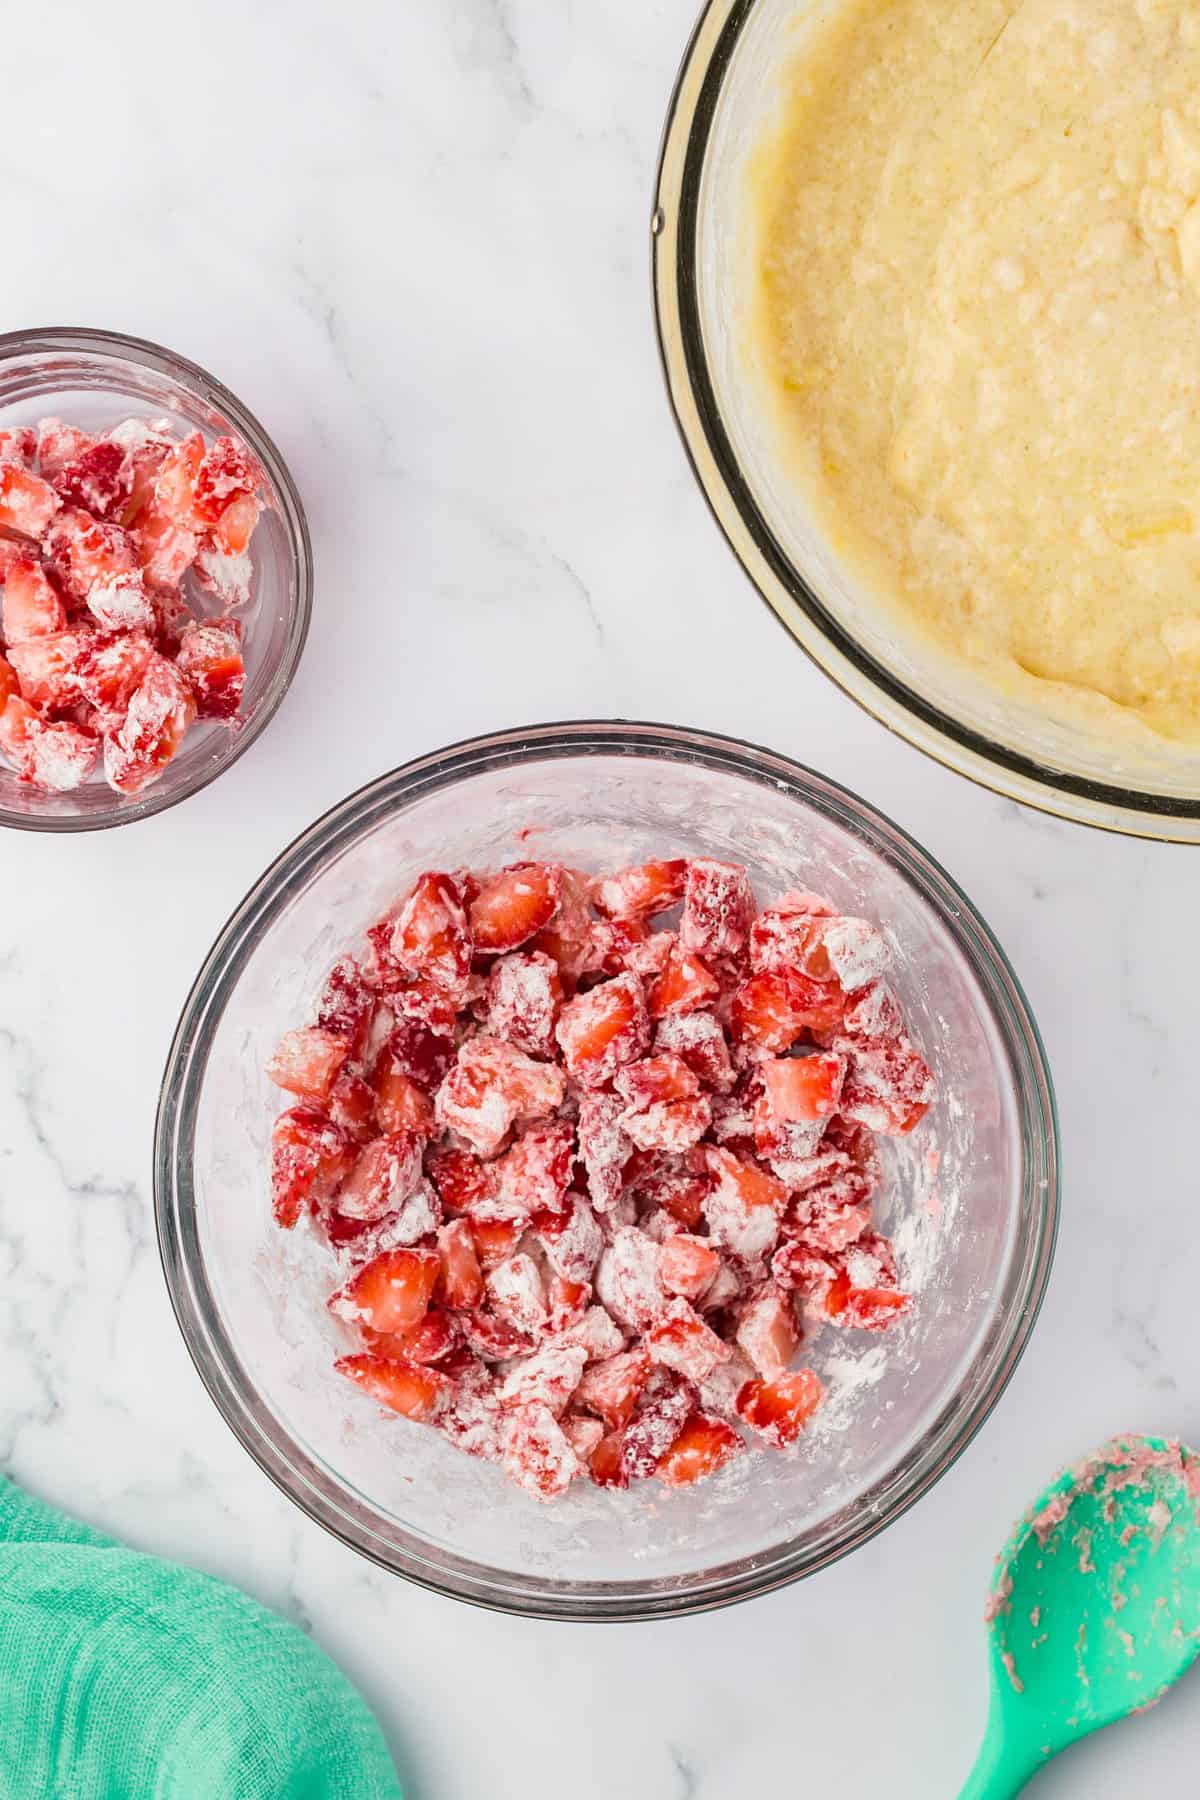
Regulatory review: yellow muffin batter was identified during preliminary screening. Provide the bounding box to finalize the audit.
[751,0,1200,741]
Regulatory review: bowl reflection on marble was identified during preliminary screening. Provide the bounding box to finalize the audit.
[155,722,1057,1620]
[0,327,311,833]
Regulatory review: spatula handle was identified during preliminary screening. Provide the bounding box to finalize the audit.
[956,1714,1042,1800]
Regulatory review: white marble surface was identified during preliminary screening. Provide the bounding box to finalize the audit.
[1,2,1197,1794]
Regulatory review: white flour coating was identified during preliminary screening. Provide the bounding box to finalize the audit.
[199,762,1004,1582]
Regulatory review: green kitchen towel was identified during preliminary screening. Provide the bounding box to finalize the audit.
[0,1476,403,1800]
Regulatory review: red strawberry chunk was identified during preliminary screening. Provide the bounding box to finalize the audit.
[594,858,687,921]
[75,630,153,715]
[783,1181,872,1255]
[658,1233,721,1302]
[680,858,755,967]
[270,1105,353,1228]
[582,917,667,981]
[366,1308,461,1367]
[435,1036,565,1156]
[486,1252,549,1337]
[266,1026,349,1101]
[587,1429,629,1487]
[0,698,98,791]
[534,1191,603,1283]
[437,1218,485,1310]
[330,1245,440,1335]
[730,968,845,1057]
[315,957,375,1056]
[176,619,244,719]
[483,1118,575,1223]
[102,654,196,794]
[654,1010,736,1093]
[7,631,88,710]
[336,1352,447,1423]
[626,1146,711,1228]
[392,980,460,1035]
[335,1130,425,1223]
[388,871,472,994]
[761,1052,847,1123]
[193,543,253,609]
[373,1067,434,1136]
[737,1368,824,1446]
[656,1410,744,1486]
[0,461,60,538]
[621,1368,697,1479]
[327,1069,377,1138]
[735,1286,799,1378]
[470,862,561,954]
[559,1305,626,1362]
[461,1307,534,1361]
[616,1056,712,1155]
[210,489,262,556]
[841,981,903,1042]
[43,508,137,600]
[468,1217,524,1271]
[499,1342,588,1416]
[561,1413,605,1463]
[646,1297,731,1383]
[575,1089,632,1213]
[484,950,562,1058]
[1,557,66,642]
[820,917,891,992]
[575,1347,652,1430]
[703,1147,787,1263]
[192,434,258,523]
[53,440,131,519]
[500,1404,582,1500]
[615,1052,699,1108]
[555,971,650,1087]
[36,419,93,478]
[383,1016,455,1093]
[0,427,36,466]
[749,903,835,977]
[0,657,15,709]
[840,1036,935,1134]
[648,942,720,1018]
[594,1226,664,1332]
[427,1145,497,1217]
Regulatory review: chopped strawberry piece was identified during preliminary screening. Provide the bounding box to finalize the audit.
[615,1052,712,1155]
[382,1016,455,1093]
[336,1352,447,1423]
[840,1036,935,1134]
[761,1052,847,1123]
[437,1218,485,1310]
[0,698,98,791]
[0,461,60,538]
[654,1009,736,1093]
[335,1130,425,1223]
[134,432,204,585]
[427,1145,497,1217]
[470,1217,524,1272]
[648,942,721,1018]
[0,427,35,466]
[486,1252,548,1337]
[556,971,650,1087]
[749,904,834,978]
[841,981,903,1042]
[266,1026,349,1101]
[43,508,138,600]
[366,1308,460,1367]
[484,950,562,1058]
[210,490,261,555]
[53,440,131,519]
[545,1270,590,1334]
[736,1368,824,1446]
[499,1342,588,1416]
[0,657,15,709]
[461,1308,534,1361]
[373,1067,434,1136]
[594,858,687,921]
[615,1053,699,1108]
[656,1410,744,1486]
[327,1069,376,1138]
[388,871,472,994]
[1,557,66,642]
[36,420,93,478]
[270,1105,353,1228]
[500,1404,582,1500]
[587,1429,629,1487]
[782,1180,871,1254]
[75,629,153,715]
[658,1233,721,1301]
[330,1245,440,1335]
[193,543,253,609]
[470,862,561,954]
[626,1146,711,1228]
[315,957,375,1056]
[730,967,845,1056]
[561,1413,605,1463]
[6,631,88,710]
[575,1089,632,1213]
[621,1368,697,1479]
[392,980,460,1036]
[575,1348,652,1429]
[820,917,891,992]
[594,1226,664,1332]
[192,434,258,524]
[703,1147,787,1262]
[583,917,658,981]
[646,1297,731,1383]
[679,859,755,967]
[836,1284,912,1329]
[102,653,196,794]
[435,1036,565,1156]
[735,1287,799,1378]
[533,1191,603,1283]
[176,618,244,719]
[527,865,594,984]
[559,1304,625,1362]
[484,1118,575,1223]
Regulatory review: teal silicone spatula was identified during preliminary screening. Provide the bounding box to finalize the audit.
[958,1435,1200,1797]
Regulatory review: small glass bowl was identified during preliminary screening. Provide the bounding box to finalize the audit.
[0,327,311,832]
[155,721,1058,1621]
[653,0,1200,840]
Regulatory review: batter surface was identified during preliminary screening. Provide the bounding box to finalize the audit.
[751,0,1200,741]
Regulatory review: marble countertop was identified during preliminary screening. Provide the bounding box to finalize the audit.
[2,2,1196,1794]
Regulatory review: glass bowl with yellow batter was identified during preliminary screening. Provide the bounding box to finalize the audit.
[655,0,1200,838]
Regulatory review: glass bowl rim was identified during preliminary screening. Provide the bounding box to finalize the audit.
[0,324,312,835]
[651,0,1200,843]
[154,718,1059,1621]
